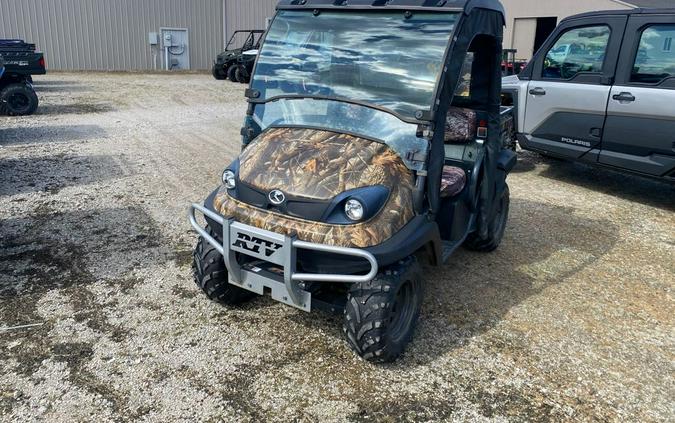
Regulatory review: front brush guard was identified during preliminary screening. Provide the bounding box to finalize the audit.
[189,203,378,311]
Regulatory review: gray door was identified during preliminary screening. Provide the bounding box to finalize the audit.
[600,17,675,177]
[160,28,190,70]
[521,17,626,162]
[523,80,611,160]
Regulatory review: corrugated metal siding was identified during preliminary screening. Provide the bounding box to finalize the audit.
[0,0,223,70]
[224,0,277,46]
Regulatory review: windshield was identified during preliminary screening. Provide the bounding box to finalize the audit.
[252,99,429,171]
[251,10,459,119]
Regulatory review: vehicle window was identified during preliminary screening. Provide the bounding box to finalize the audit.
[631,25,675,84]
[454,52,474,98]
[543,25,610,79]
[253,99,429,171]
[252,10,459,119]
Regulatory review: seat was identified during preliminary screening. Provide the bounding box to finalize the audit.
[440,165,466,198]
[444,107,477,143]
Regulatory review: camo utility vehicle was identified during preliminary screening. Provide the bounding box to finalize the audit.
[190,0,516,362]
[212,30,264,82]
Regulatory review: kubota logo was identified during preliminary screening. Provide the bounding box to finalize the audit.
[232,233,282,257]
[268,189,286,205]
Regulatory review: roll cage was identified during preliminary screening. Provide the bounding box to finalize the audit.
[225,30,265,52]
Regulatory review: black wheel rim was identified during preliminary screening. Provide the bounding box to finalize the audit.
[389,281,416,343]
[8,92,29,111]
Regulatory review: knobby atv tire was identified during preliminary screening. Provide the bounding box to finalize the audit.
[235,67,250,84]
[212,64,227,80]
[464,184,510,252]
[193,226,256,305]
[227,65,238,82]
[0,83,38,116]
[343,256,423,363]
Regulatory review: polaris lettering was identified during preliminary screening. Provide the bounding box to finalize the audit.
[561,137,591,148]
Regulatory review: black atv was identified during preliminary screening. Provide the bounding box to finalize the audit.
[190,0,515,363]
[0,39,45,116]
[212,30,264,83]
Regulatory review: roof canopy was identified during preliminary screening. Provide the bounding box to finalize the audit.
[276,0,504,18]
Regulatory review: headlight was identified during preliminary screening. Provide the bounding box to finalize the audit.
[222,170,236,189]
[344,199,364,221]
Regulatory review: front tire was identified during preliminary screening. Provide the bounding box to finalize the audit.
[343,256,423,363]
[0,83,39,116]
[212,64,226,80]
[193,226,256,305]
[235,67,250,84]
[464,184,510,252]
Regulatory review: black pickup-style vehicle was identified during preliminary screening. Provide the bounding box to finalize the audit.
[0,39,45,116]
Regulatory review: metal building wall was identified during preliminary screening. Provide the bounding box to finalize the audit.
[223,0,277,46]
[0,0,223,70]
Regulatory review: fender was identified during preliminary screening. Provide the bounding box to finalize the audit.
[497,149,517,173]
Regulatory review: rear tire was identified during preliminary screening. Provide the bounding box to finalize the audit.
[343,256,423,363]
[193,226,256,305]
[464,184,510,252]
[212,64,226,80]
[0,83,38,116]
[227,65,238,82]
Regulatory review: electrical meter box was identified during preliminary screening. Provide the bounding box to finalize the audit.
[159,28,190,70]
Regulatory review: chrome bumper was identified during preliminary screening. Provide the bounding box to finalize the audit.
[188,203,378,312]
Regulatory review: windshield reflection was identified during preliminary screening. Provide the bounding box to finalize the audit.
[253,99,429,171]
[252,11,458,119]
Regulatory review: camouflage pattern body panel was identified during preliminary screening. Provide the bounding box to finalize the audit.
[239,127,411,200]
[215,127,416,248]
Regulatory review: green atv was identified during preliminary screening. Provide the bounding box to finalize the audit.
[212,30,264,83]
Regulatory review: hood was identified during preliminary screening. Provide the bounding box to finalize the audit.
[217,48,242,61]
[215,127,417,247]
[501,74,520,87]
[217,47,258,61]
[238,127,413,201]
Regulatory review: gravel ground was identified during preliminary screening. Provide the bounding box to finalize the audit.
[0,72,673,422]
